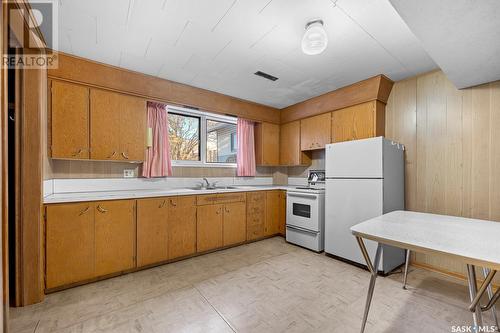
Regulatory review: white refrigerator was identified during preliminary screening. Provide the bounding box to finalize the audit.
[324,137,405,274]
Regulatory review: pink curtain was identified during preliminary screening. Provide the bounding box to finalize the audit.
[236,118,256,177]
[142,102,172,178]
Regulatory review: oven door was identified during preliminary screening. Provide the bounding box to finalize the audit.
[286,192,319,232]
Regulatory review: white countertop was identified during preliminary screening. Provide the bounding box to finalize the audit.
[351,210,500,270]
[44,185,295,204]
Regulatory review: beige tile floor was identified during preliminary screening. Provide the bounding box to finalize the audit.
[10,237,499,333]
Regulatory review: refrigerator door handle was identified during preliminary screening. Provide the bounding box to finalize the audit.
[286,224,320,235]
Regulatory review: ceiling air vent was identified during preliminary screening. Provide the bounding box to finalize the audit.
[254,71,278,81]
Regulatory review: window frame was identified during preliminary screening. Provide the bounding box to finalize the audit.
[167,105,237,168]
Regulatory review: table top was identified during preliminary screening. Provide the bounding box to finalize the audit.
[351,210,500,270]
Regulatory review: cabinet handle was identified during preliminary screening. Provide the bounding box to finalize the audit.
[216,209,221,215]
[108,151,116,158]
[72,148,83,157]
[225,207,230,213]
[121,152,129,159]
[79,206,90,216]
[97,205,108,213]
[170,199,177,207]
[159,200,166,208]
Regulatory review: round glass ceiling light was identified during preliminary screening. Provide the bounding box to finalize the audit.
[301,19,328,55]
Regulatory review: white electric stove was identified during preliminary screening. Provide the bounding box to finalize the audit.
[286,170,325,252]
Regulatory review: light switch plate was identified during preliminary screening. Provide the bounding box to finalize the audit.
[123,169,135,178]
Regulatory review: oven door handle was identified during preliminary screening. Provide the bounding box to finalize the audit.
[286,224,320,235]
[287,193,318,199]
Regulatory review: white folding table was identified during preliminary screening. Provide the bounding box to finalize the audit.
[351,210,500,333]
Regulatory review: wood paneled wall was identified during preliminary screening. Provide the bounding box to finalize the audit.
[385,70,500,281]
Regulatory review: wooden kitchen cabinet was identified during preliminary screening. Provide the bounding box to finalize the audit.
[247,192,266,240]
[137,198,169,267]
[95,200,136,277]
[46,202,95,289]
[278,191,287,236]
[50,80,90,159]
[265,191,281,236]
[223,202,247,246]
[197,204,223,252]
[255,122,280,166]
[90,89,146,161]
[168,196,197,259]
[280,121,311,166]
[331,101,385,143]
[300,113,332,151]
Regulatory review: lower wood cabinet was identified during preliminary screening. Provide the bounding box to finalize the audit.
[247,192,266,240]
[95,200,136,277]
[46,202,95,289]
[265,191,281,236]
[137,198,169,267]
[278,191,286,235]
[168,196,197,259]
[223,202,246,246]
[197,204,224,252]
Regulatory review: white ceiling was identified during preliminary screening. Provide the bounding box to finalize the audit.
[50,0,437,108]
[389,0,500,89]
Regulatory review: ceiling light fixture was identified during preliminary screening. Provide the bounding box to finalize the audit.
[301,19,328,55]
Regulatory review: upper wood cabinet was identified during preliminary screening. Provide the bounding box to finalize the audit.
[300,113,332,151]
[255,122,280,166]
[331,101,385,143]
[94,200,136,277]
[168,196,197,260]
[50,80,90,159]
[46,202,95,289]
[90,89,147,161]
[137,198,169,267]
[279,121,311,166]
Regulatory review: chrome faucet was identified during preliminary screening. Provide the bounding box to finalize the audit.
[202,178,210,188]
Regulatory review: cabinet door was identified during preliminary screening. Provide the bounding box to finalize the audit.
[137,198,168,267]
[51,81,90,159]
[280,121,311,166]
[331,101,375,143]
[197,204,223,252]
[90,89,121,160]
[246,192,266,240]
[278,191,287,236]
[265,191,281,236]
[119,95,146,161]
[46,202,95,289]
[168,196,197,259]
[300,113,331,151]
[255,122,280,166]
[95,200,136,276]
[223,202,246,246]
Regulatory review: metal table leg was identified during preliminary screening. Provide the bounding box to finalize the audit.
[402,249,411,290]
[482,268,499,332]
[356,237,382,333]
[467,264,484,332]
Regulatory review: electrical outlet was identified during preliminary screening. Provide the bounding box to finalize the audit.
[123,169,135,178]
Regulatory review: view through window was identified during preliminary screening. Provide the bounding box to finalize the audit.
[167,106,237,166]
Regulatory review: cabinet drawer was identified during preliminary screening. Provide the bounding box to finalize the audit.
[197,192,246,205]
[169,196,196,208]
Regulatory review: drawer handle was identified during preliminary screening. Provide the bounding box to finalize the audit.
[225,207,230,213]
[79,206,90,216]
[159,200,166,208]
[170,199,177,207]
[97,205,108,213]
[121,152,129,159]
[72,148,83,157]
[108,151,116,158]
[216,209,221,215]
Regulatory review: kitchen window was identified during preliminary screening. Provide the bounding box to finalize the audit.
[167,105,237,167]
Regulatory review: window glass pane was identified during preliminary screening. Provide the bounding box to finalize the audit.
[168,113,200,161]
[206,119,237,163]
